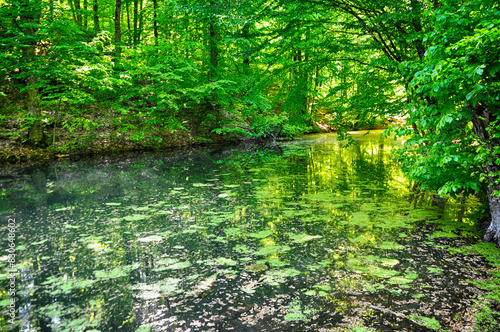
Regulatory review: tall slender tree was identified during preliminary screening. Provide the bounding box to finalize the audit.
[19,0,44,146]
[208,1,219,83]
[115,0,122,57]
[133,0,138,45]
[153,0,158,46]
[93,0,100,32]
[74,0,82,25]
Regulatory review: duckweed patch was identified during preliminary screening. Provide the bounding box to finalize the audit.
[376,241,405,250]
[224,227,244,236]
[43,277,98,295]
[123,214,148,221]
[408,315,442,330]
[215,258,238,266]
[288,233,322,243]
[430,231,459,239]
[245,263,268,272]
[387,276,414,285]
[137,235,163,242]
[263,257,289,267]
[129,277,182,298]
[95,264,139,280]
[256,245,291,256]
[158,261,191,270]
[248,229,274,239]
[284,300,313,322]
[234,244,253,253]
[261,268,301,286]
[427,267,443,274]
[133,206,151,212]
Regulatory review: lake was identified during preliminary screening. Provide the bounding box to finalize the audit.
[0,131,490,331]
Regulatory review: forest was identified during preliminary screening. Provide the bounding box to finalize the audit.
[1,0,500,330]
[1,0,499,244]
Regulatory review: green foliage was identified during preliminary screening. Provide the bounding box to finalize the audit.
[393,0,500,198]
[0,0,431,149]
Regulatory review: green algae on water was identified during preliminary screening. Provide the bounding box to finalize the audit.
[95,263,139,280]
[261,268,301,286]
[287,233,322,243]
[215,257,238,266]
[137,235,163,242]
[224,227,245,236]
[245,263,268,272]
[429,231,459,239]
[375,241,405,250]
[409,315,442,330]
[257,245,291,256]
[123,214,148,221]
[248,229,273,239]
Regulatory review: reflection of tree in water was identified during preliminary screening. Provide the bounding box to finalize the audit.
[350,139,391,188]
[22,167,50,331]
[299,136,397,197]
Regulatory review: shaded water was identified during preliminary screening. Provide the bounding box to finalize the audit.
[0,131,490,331]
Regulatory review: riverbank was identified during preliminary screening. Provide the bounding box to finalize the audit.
[0,110,236,166]
[0,120,392,167]
[0,127,223,166]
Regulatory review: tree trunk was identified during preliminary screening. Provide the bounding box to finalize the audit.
[114,0,122,57]
[126,1,131,46]
[125,1,133,47]
[74,0,82,25]
[68,0,77,23]
[93,0,100,32]
[208,0,219,83]
[133,0,138,45]
[304,51,310,119]
[241,22,250,67]
[153,0,158,46]
[26,48,43,146]
[470,103,500,246]
[485,182,500,245]
[49,0,54,22]
[138,0,143,44]
[21,0,43,146]
[83,0,88,27]
[410,0,425,60]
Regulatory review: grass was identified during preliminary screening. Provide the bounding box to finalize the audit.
[467,242,500,331]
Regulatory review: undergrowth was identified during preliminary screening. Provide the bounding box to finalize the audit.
[469,242,500,331]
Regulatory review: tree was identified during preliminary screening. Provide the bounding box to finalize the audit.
[93,0,100,32]
[22,0,44,146]
[133,0,139,45]
[115,0,122,57]
[278,0,500,245]
[269,0,425,135]
[398,0,500,245]
[2,0,46,146]
[208,0,219,83]
[152,0,158,46]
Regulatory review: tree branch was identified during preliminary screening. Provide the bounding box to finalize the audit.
[12,18,26,34]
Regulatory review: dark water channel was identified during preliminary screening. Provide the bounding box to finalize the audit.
[0,131,491,331]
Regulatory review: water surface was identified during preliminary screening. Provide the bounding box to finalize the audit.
[0,131,489,331]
